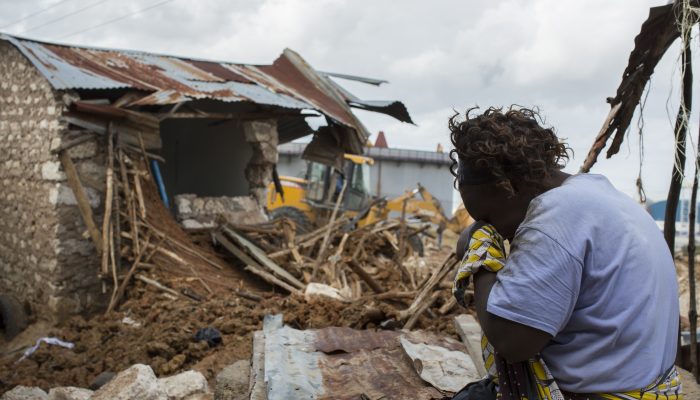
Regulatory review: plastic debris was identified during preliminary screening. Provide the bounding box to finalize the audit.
[16,337,75,363]
[194,327,222,347]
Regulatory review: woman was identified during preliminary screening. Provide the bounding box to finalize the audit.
[449,106,681,399]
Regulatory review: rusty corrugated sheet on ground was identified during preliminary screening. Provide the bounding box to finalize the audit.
[261,314,470,399]
[0,33,412,154]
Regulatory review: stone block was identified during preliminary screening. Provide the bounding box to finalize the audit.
[47,387,93,400]
[174,194,196,218]
[52,184,100,208]
[214,360,249,400]
[0,386,48,400]
[91,364,167,400]
[158,370,209,399]
[41,161,65,181]
[243,119,277,145]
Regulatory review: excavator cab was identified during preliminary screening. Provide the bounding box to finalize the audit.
[304,155,373,212]
[266,155,374,231]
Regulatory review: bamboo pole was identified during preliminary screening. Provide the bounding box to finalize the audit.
[100,124,114,276]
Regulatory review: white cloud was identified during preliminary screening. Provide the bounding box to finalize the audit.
[0,0,692,200]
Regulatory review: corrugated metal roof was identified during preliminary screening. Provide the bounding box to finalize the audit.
[260,314,468,399]
[0,33,413,154]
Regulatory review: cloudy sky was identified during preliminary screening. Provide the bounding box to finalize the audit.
[0,0,696,202]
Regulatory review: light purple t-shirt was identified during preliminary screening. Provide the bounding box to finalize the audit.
[487,174,679,393]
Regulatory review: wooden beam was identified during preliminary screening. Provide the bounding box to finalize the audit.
[222,226,305,290]
[59,151,102,252]
[403,290,440,330]
[346,259,384,294]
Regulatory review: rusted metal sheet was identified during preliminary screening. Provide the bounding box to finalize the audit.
[0,33,411,154]
[260,314,467,400]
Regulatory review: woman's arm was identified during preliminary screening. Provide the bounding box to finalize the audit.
[473,269,552,363]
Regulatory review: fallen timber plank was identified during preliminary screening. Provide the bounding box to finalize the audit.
[214,232,303,294]
[454,314,488,378]
[59,150,103,252]
[403,290,441,330]
[346,259,385,294]
[213,232,263,270]
[222,226,305,290]
[141,221,226,270]
[50,132,95,154]
[135,274,181,298]
[245,265,302,295]
[398,253,457,322]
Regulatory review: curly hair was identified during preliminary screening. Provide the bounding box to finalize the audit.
[449,106,571,194]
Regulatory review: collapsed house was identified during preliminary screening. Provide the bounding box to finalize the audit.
[0,33,412,321]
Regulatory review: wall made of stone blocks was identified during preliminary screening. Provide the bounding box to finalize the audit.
[0,41,106,321]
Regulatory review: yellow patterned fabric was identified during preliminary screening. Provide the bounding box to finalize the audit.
[452,223,683,400]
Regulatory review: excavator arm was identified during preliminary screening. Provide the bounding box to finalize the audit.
[362,184,473,233]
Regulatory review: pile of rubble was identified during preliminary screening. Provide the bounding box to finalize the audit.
[1,141,473,397]
[1,365,211,400]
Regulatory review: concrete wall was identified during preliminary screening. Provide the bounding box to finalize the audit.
[159,119,253,201]
[0,41,106,320]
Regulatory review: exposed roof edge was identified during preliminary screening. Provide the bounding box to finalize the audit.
[0,32,413,155]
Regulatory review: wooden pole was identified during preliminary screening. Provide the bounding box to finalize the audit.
[59,151,102,252]
[100,124,114,277]
[313,177,347,278]
[664,31,692,253]
[346,259,384,294]
[689,162,698,380]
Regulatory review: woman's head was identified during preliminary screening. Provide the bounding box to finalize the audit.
[449,106,571,238]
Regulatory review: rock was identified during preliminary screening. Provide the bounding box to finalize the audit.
[47,387,92,400]
[89,371,116,390]
[304,283,350,302]
[214,360,250,400]
[158,370,209,399]
[91,364,166,400]
[0,386,48,400]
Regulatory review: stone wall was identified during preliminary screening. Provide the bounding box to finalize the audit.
[244,119,278,205]
[0,41,106,320]
[174,194,267,229]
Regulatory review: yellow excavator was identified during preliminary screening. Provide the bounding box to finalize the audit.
[266,154,473,238]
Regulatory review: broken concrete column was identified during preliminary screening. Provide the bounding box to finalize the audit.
[174,194,267,229]
[243,119,278,205]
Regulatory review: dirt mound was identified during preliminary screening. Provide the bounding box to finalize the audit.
[0,274,463,394]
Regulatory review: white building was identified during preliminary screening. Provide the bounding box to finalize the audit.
[277,140,456,216]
